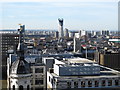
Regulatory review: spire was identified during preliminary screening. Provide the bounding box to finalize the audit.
[10,24,31,74]
[17,25,25,60]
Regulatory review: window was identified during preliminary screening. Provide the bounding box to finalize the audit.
[74,82,78,88]
[95,81,99,87]
[30,68,33,73]
[30,80,33,85]
[108,80,112,86]
[49,76,51,82]
[115,80,119,86]
[16,81,18,84]
[88,81,92,87]
[27,85,29,90]
[102,80,106,86]
[19,85,23,90]
[67,82,71,88]
[13,85,15,90]
[35,68,43,73]
[81,81,85,87]
[51,79,53,85]
[35,79,43,85]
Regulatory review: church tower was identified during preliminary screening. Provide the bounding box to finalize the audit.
[8,25,32,90]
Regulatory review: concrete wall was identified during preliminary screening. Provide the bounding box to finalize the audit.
[100,53,120,71]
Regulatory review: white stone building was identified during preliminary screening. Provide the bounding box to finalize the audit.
[7,54,46,90]
[7,25,46,90]
[7,25,32,90]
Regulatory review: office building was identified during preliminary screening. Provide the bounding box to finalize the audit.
[0,33,19,80]
[73,37,81,53]
[101,30,109,36]
[95,50,120,71]
[54,31,59,39]
[79,30,86,36]
[58,18,64,38]
[47,58,120,89]
[64,28,69,38]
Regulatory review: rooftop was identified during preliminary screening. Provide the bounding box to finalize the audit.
[67,58,95,63]
[57,58,98,67]
[51,57,120,77]
[50,65,120,78]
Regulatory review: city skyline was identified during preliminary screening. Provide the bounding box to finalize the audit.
[0,0,118,30]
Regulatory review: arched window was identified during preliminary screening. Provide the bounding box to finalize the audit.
[108,80,112,86]
[88,80,92,87]
[102,80,106,86]
[19,85,23,90]
[95,81,99,87]
[81,81,85,87]
[74,82,78,88]
[27,85,29,90]
[13,85,15,90]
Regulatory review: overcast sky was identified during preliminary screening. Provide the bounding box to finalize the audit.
[0,0,119,30]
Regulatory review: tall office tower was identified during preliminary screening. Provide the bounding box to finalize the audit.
[64,28,69,38]
[0,25,25,80]
[101,30,109,36]
[58,18,64,38]
[101,30,104,35]
[96,31,101,36]
[106,30,109,36]
[0,33,19,80]
[87,33,92,38]
[73,37,81,53]
[79,30,81,37]
[54,31,59,39]
[91,31,96,36]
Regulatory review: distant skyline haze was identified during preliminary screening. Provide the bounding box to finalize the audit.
[0,0,119,31]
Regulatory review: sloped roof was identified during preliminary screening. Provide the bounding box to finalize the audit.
[11,58,30,74]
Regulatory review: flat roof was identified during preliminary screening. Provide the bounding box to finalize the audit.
[50,72,120,79]
[48,65,120,78]
[67,58,95,63]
